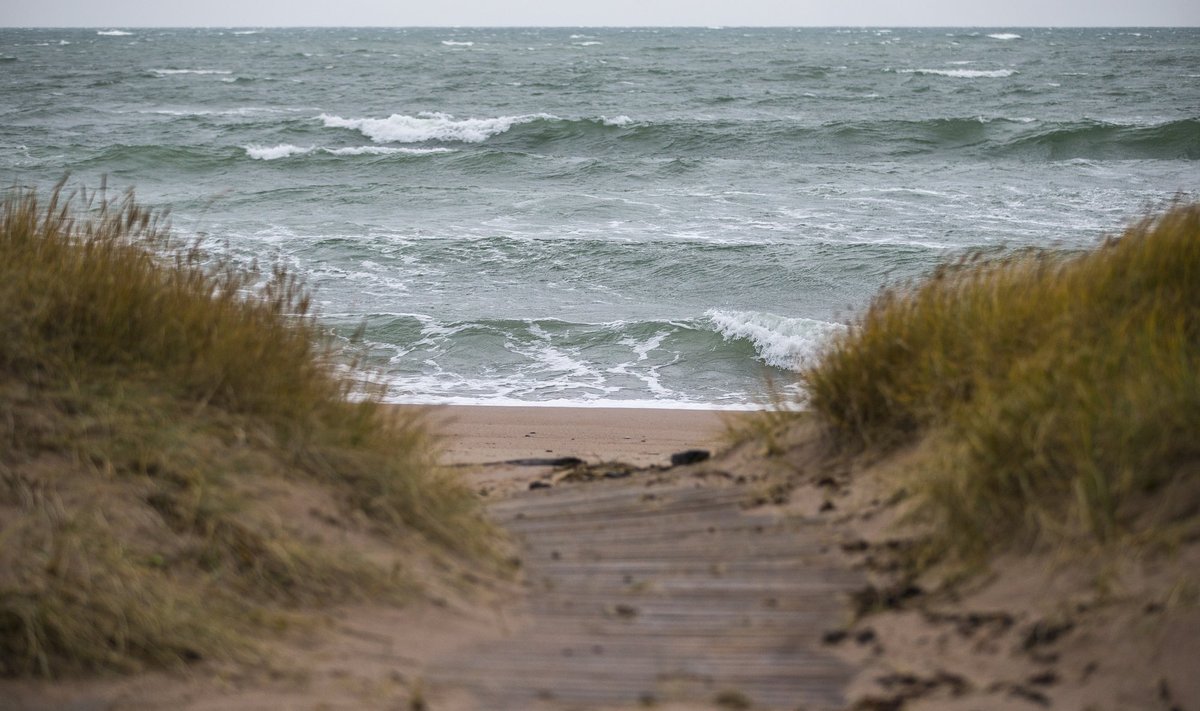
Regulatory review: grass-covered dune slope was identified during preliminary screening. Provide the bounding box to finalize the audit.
[0,185,491,677]
[804,202,1199,558]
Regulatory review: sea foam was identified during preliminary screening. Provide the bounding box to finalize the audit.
[244,144,454,160]
[97,30,133,36]
[325,146,453,156]
[901,68,1017,78]
[707,310,845,371]
[319,112,554,143]
[987,33,1022,40]
[244,144,310,160]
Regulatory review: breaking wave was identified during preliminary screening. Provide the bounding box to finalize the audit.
[899,68,1018,78]
[243,144,454,160]
[707,310,846,371]
[336,311,847,406]
[998,118,1200,160]
[319,112,555,143]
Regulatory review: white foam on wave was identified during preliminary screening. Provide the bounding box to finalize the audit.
[140,106,285,117]
[602,115,634,127]
[244,144,310,160]
[151,68,233,76]
[97,30,133,36]
[326,145,454,156]
[382,393,761,411]
[901,68,1016,78]
[606,330,676,397]
[319,111,554,144]
[441,40,474,47]
[574,41,603,46]
[243,144,454,160]
[707,309,846,372]
[987,33,1022,40]
[232,30,260,35]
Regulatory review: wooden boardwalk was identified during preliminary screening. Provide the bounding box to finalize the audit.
[429,469,863,710]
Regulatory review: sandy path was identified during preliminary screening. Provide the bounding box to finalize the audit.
[3,406,867,711]
[416,407,863,710]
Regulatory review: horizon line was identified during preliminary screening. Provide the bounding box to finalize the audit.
[3,24,1199,30]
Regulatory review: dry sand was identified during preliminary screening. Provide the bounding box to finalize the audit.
[2,405,758,711]
[414,404,735,467]
[5,406,1196,711]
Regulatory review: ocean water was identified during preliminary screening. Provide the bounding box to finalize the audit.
[2,27,1198,408]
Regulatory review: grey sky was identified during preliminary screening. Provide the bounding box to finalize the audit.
[3,0,1198,27]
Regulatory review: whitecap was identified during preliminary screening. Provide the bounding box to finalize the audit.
[574,41,603,46]
[140,107,263,116]
[244,144,311,160]
[601,115,634,127]
[319,111,554,144]
[232,30,260,35]
[706,310,846,372]
[97,30,133,36]
[324,146,454,156]
[987,33,1022,40]
[244,144,454,160]
[441,40,474,47]
[901,68,1016,78]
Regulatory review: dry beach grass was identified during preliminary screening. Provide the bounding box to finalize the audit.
[804,202,1200,559]
[731,202,1200,709]
[0,184,494,677]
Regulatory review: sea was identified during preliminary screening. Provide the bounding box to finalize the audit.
[2,27,1197,408]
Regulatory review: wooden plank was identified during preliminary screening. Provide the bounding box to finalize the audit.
[427,474,861,710]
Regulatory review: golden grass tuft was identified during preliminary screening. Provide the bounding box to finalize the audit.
[0,183,493,677]
[803,203,1200,556]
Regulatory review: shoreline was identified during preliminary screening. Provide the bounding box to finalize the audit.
[399,404,741,468]
[384,397,766,412]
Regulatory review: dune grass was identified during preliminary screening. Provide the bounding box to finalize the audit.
[803,203,1200,557]
[0,184,493,677]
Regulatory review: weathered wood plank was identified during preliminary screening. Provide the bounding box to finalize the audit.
[428,472,860,710]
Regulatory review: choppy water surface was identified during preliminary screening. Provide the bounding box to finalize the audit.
[2,27,1197,407]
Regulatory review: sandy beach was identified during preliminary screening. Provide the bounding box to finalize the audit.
[4,402,1197,711]
[414,404,737,467]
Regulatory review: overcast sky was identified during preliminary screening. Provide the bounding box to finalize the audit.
[3,0,1198,28]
